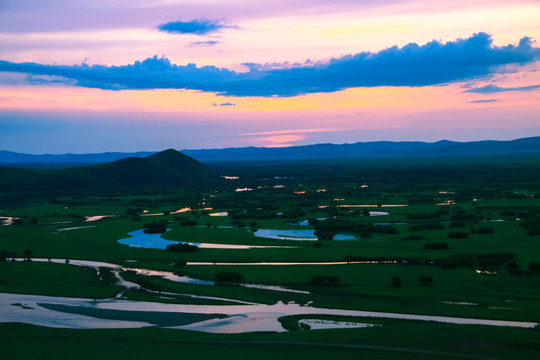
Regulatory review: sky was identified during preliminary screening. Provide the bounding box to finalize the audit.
[0,0,539,154]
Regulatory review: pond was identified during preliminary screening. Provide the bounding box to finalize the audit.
[56,225,97,232]
[209,212,228,217]
[118,229,296,250]
[0,216,17,226]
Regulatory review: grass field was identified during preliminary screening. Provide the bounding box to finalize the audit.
[1,158,540,359]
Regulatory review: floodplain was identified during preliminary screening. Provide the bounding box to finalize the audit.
[1,155,540,359]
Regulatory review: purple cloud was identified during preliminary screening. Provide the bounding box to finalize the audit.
[190,40,220,47]
[465,84,540,93]
[1,33,538,97]
[158,18,231,35]
[468,99,498,103]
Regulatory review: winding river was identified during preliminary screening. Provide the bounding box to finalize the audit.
[2,258,537,333]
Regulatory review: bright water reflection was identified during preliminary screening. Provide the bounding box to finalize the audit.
[1,293,536,334]
[254,229,356,241]
[118,229,296,250]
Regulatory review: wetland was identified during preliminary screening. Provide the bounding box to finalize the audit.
[2,155,540,359]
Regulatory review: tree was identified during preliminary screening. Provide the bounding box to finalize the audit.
[314,230,336,241]
[215,271,243,282]
[166,243,198,253]
[476,227,494,234]
[423,242,449,250]
[22,249,32,261]
[309,275,340,286]
[173,260,187,268]
[528,262,540,274]
[391,276,402,287]
[418,276,434,286]
[143,221,167,234]
[448,231,468,239]
[0,249,8,262]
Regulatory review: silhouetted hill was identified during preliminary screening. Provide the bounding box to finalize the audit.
[0,149,220,190]
[1,137,539,167]
[0,150,154,168]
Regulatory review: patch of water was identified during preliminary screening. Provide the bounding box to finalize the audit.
[85,215,114,222]
[299,319,379,330]
[56,225,97,232]
[369,211,390,216]
[118,229,176,250]
[0,216,17,226]
[373,222,408,226]
[28,258,305,294]
[118,229,296,250]
[254,229,356,241]
[442,301,478,306]
[2,293,536,333]
[209,212,228,217]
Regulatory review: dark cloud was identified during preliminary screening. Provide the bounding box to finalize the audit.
[190,40,220,47]
[1,33,539,97]
[465,84,540,93]
[158,18,230,35]
[213,102,236,106]
[468,99,498,103]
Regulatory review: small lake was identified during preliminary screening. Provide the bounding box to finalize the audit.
[118,229,296,250]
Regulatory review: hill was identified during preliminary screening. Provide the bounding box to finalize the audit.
[0,149,220,191]
[1,137,540,167]
[182,137,540,163]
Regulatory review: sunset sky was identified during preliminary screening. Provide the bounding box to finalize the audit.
[1,0,539,154]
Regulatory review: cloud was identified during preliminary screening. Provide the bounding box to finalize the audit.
[465,84,540,93]
[238,128,337,136]
[1,33,539,97]
[212,102,236,106]
[257,134,306,147]
[190,40,220,47]
[158,18,231,35]
[468,99,498,103]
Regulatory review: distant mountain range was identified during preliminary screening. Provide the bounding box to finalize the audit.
[183,137,540,163]
[1,137,539,167]
[0,149,219,191]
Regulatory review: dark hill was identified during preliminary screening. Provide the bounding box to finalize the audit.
[0,149,220,190]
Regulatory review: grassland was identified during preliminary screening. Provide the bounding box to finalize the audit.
[1,156,540,359]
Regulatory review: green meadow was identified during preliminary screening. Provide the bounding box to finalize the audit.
[1,157,540,359]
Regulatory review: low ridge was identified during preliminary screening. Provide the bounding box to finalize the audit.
[0,149,220,190]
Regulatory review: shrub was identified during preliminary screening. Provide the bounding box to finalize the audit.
[179,219,197,226]
[143,221,167,234]
[405,235,424,241]
[528,262,540,274]
[173,260,187,268]
[166,243,198,252]
[390,276,402,287]
[476,227,494,234]
[423,242,448,250]
[309,275,340,286]
[314,230,336,241]
[418,276,434,286]
[448,231,469,239]
[215,271,243,282]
